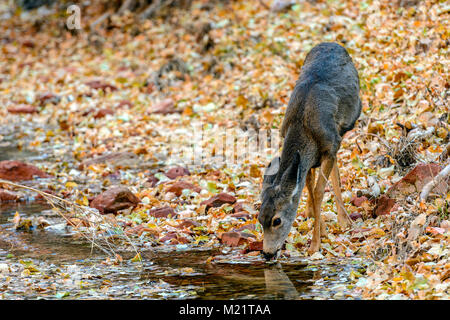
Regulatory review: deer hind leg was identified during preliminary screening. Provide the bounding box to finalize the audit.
[305,168,316,218]
[330,160,352,228]
[308,157,334,254]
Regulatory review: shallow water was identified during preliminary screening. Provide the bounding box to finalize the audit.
[0,202,365,300]
[0,128,365,300]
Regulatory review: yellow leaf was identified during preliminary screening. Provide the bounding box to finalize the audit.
[131,253,142,262]
[65,182,77,189]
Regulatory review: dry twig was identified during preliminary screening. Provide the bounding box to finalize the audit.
[0,179,141,261]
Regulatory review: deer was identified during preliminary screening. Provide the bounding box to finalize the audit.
[258,42,362,260]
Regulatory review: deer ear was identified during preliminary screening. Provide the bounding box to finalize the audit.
[262,156,280,196]
[280,151,301,193]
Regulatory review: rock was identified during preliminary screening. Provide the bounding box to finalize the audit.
[93,108,114,119]
[117,100,133,108]
[373,195,397,217]
[201,193,237,211]
[147,174,159,187]
[165,166,190,179]
[159,232,178,243]
[351,196,368,207]
[125,225,159,237]
[149,98,179,115]
[7,104,38,114]
[0,189,20,202]
[372,163,447,218]
[0,160,49,182]
[349,212,362,221]
[220,231,255,247]
[233,223,256,232]
[149,206,176,218]
[271,0,296,12]
[389,163,445,197]
[90,186,140,214]
[247,240,263,252]
[230,212,251,220]
[177,219,200,229]
[37,92,61,105]
[159,232,190,244]
[35,189,55,200]
[85,80,118,92]
[166,180,201,196]
[232,201,253,213]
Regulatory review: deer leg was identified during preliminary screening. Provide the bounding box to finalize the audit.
[330,160,352,228]
[308,157,334,254]
[305,168,316,218]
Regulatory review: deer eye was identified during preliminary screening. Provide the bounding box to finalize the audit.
[272,217,281,227]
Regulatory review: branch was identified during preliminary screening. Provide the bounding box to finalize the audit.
[0,179,141,261]
[419,163,450,201]
[139,0,162,20]
[90,11,111,31]
[118,0,136,15]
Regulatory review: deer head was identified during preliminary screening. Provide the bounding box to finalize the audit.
[258,151,306,260]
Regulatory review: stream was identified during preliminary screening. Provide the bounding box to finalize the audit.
[0,202,367,300]
[0,120,367,300]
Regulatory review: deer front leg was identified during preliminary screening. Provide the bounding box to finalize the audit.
[308,157,334,254]
[330,160,352,228]
[305,168,315,218]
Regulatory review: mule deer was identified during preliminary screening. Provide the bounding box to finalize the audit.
[259,42,361,260]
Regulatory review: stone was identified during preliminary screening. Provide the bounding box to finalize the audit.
[7,104,38,114]
[90,186,140,214]
[125,225,159,237]
[147,174,159,187]
[0,160,49,182]
[373,195,397,217]
[177,219,200,229]
[351,196,368,207]
[93,108,114,119]
[220,231,255,247]
[117,100,133,108]
[0,189,20,202]
[201,192,237,211]
[271,0,296,12]
[149,99,178,115]
[230,212,251,220]
[159,232,178,243]
[388,163,446,197]
[247,240,263,252]
[166,180,201,196]
[232,201,253,213]
[349,212,362,221]
[233,223,256,232]
[165,166,190,179]
[37,92,61,105]
[149,206,176,218]
[85,80,118,92]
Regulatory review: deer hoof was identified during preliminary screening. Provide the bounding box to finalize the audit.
[308,242,320,255]
[337,215,351,229]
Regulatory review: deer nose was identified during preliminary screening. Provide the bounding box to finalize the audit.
[262,251,276,261]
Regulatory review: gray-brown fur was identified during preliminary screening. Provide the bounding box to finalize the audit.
[259,42,361,259]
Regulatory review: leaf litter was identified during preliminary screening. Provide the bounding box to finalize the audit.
[0,0,448,299]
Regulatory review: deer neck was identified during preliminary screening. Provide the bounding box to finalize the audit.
[277,126,318,186]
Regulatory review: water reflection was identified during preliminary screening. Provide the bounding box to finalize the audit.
[264,264,299,299]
